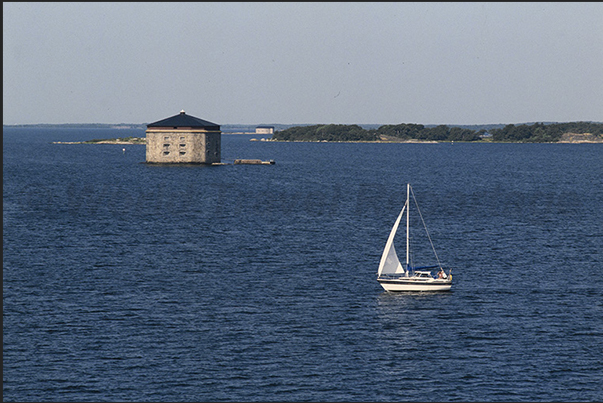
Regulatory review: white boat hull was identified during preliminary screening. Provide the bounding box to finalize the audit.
[377,184,454,292]
[377,278,452,292]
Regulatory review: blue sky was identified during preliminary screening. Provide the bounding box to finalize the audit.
[3,2,602,125]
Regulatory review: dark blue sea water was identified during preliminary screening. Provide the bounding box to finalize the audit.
[3,127,603,402]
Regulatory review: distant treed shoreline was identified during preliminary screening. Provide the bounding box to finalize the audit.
[5,121,603,143]
[272,122,603,143]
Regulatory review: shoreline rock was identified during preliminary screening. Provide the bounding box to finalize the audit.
[558,133,603,143]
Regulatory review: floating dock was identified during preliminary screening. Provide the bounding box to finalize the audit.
[233,159,275,165]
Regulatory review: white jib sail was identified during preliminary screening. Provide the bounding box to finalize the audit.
[377,204,406,277]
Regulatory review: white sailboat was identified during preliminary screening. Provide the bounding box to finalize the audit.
[377,184,452,292]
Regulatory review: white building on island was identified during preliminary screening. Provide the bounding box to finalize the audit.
[255,125,275,135]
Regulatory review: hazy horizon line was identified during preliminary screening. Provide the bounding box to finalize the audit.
[4,120,602,128]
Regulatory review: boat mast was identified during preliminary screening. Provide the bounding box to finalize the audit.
[406,183,410,271]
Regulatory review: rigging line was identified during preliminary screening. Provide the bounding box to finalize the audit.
[409,185,443,269]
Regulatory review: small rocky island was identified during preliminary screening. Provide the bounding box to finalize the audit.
[53,137,146,144]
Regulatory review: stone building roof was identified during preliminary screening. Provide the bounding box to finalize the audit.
[147,110,220,130]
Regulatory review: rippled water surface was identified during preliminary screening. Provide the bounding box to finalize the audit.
[3,128,603,401]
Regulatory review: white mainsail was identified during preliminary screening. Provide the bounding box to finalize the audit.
[377,203,406,276]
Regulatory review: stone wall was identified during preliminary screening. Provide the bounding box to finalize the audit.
[146,130,221,163]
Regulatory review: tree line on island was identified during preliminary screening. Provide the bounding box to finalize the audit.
[272,121,603,142]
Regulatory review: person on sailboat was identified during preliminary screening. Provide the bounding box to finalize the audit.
[438,269,447,279]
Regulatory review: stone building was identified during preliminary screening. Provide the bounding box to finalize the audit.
[255,125,275,135]
[146,110,221,164]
